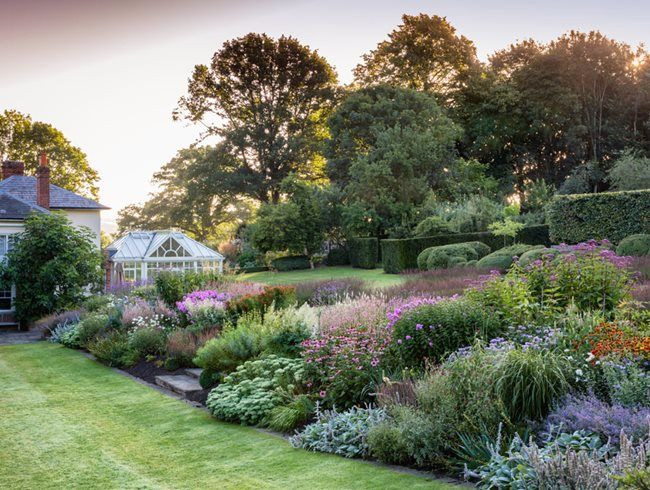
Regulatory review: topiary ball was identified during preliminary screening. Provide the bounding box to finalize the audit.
[616,234,650,256]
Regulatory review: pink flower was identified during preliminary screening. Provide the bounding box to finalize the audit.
[319,390,326,398]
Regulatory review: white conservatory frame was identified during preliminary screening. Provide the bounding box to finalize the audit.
[106,231,224,283]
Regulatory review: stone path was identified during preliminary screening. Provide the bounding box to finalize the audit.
[155,368,205,403]
[0,329,42,345]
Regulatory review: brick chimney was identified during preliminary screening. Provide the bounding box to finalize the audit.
[36,152,50,209]
[1,160,24,179]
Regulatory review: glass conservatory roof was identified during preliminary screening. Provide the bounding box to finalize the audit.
[106,230,223,261]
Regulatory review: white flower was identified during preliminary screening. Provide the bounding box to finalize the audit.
[585,352,595,362]
[575,368,583,377]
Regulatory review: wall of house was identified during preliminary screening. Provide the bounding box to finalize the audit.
[63,209,102,248]
[0,222,26,235]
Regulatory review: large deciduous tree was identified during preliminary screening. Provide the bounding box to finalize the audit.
[353,14,477,98]
[249,176,328,268]
[175,33,338,204]
[117,146,251,242]
[0,110,99,199]
[326,85,464,238]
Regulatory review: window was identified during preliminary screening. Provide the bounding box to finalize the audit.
[146,260,197,278]
[0,234,15,260]
[0,289,12,310]
[122,261,142,282]
[150,237,190,258]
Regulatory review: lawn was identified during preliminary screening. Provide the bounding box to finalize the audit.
[237,265,407,288]
[0,343,455,489]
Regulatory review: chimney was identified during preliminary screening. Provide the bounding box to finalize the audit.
[36,152,50,209]
[1,160,24,179]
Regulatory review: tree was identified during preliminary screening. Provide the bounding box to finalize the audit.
[0,212,102,325]
[456,32,642,193]
[607,149,650,190]
[175,33,338,204]
[0,110,99,199]
[117,146,251,242]
[353,14,477,98]
[250,176,327,268]
[326,86,463,237]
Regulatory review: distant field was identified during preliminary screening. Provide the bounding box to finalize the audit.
[237,265,407,287]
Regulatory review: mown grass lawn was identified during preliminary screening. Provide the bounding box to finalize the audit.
[237,265,407,288]
[0,343,454,489]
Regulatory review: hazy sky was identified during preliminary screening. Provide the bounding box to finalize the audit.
[2,0,649,231]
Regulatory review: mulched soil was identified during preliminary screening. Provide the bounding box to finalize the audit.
[124,358,178,385]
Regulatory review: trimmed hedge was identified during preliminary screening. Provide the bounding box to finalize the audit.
[349,238,379,269]
[417,242,491,270]
[325,247,350,266]
[381,225,550,273]
[616,234,650,256]
[476,244,543,271]
[548,190,650,244]
[270,255,310,271]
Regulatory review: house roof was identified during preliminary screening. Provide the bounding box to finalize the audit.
[0,191,50,220]
[106,230,224,261]
[0,175,109,210]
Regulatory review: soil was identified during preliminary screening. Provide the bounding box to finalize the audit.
[125,358,178,385]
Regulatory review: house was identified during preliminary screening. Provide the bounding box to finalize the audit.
[105,230,224,289]
[0,153,108,324]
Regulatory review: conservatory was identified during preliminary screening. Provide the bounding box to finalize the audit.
[105,230,224,286]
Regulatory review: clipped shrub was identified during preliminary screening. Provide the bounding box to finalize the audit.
[381,225,550,273]
[616,234,650,256]
[289,406,387,458]
[206,355,304,426]
[548,189,650,244]
[386,298,502,369]
[348,237,378,269]
[325,247,350,266]
[517,247,561,267]
[418,241,490,270]
[270,255,310,271]
[476,244,543,271]
[413,216,455,237]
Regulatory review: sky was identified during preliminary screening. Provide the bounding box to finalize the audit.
[1,0,649,232]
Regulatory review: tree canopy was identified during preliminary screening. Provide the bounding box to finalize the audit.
[175,33,338,203]
[116,146,252,242]
[353,14,477,97]
[0,110,100,199]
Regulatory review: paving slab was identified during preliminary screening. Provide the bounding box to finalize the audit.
[155,374,203,397]
[184,368,203,379]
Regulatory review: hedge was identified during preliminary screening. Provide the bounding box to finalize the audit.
[547,190,650,244]
[348,237,379,269]
[325,247,350,266]
[381,225,550,273]
[270,255,310,271]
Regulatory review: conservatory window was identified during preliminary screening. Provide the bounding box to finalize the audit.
[150,237,190,258]
[0,234,15,260]
[122,261,142,282]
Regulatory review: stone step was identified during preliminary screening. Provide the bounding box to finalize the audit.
[184,368,203,379]
[155,375,203,397]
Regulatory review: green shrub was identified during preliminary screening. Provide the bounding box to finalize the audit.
[367,421,411,465]
[155,270,223,306]
[289,406,387,458]
[59,324,81,348]
[325,247,349,266]
[88,331,136,368]
[225,285,296,318]
[386,298,502,369]
[266,395,315,433]
[76,314,110,347]
[270,255,310,271]
[199,369,222,389]
[83,295,113,313]
[205,355,304,426]
[426,243,477,269]
[128,327,166,357]
[381,225,550,273]
[413,216,455,237]
[616,234,650,256]
[548,189,650,244]
[476,244,543,270]
[495,349,570,422]
[517,247,561,267]
[348,237,378,269]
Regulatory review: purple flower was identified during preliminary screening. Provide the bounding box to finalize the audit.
[405,335,412,341]
[415,323,423,330]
